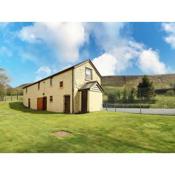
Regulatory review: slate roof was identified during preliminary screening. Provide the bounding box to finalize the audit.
[23,59,102,89]
[79,81,103,92]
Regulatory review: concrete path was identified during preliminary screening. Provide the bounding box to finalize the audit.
[104,108,175,115]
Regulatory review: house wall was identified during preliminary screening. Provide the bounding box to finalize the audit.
[23,69,73,113]
[88,90,103,112]
[23,61,102,113]
[73,62,102,113]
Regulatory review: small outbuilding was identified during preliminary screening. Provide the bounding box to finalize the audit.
[23,59,103,113]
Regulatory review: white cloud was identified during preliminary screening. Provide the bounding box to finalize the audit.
[35,66,52,81]
[18,22,169,75]
[90,22,169,75]
[19,22,86,62]
[92,37,168,75]
[138,49,167,74]
[93,47,168,76]
[162,23,175,48]
[86,23,125,51]
[91,23,143,75]
[93,53,117,75]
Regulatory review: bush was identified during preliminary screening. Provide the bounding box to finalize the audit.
[128,88,136,102]
[121,88,137,103]
[105,88,122,103]
[165,90,175,96]
[116,90,122,101]
[122,88,128,103]
[107,93,118,103]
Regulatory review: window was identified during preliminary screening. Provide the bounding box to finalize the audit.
[38,82,40,90]
[85,67,92,80]
[28,98,30,108]
[50,96,53,102]
[26,88,27,93]
[60,81,63,88]
[50,77,52,86]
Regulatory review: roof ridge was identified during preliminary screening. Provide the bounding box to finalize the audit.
[23,59,91,89]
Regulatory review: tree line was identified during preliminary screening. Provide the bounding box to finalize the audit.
[0,68,23,101]
[105,75,155,103]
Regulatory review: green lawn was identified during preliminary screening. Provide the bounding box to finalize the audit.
[0,102,175,153]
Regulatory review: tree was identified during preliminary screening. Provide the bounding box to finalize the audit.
[0,84,6,100]
[107,93,118,103]
[128,88,136,102]
[122,88,129,103]
[0,68,10,100]
[116,90,121,101]
[137,75,155,101]
[0,68,9,85]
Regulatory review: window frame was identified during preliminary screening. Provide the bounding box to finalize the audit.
[85,67,93,80]
[50,77,53,86]
[38,82,40,90]
[50,96,53,102]
[60,81,63,88]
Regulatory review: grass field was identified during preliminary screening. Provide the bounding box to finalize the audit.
[0,102,175,153]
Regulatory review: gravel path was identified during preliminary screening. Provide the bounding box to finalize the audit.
[104,108,175,115]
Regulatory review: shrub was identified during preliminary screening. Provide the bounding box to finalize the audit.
[107,93,118,103]
[122,88,128,103]
[165,90,175,96]
[128,88,136,102]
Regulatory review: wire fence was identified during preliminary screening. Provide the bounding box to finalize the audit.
[103,86,175,115]
[103,103,175,115]
[103,103,146,114]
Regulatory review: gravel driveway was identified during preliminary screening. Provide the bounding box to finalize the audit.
[104,108,175,115]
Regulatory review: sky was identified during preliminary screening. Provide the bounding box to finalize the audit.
[1,22,175,87]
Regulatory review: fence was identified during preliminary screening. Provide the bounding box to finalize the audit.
[103,103,175,115]
[0,95,23,102]
[103,103,147,114]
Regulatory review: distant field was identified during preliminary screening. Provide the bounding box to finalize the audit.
[0,102,175,153]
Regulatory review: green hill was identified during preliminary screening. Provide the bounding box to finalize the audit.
[102,74,175,89]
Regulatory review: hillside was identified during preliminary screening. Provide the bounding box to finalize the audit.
[102,74,175,88]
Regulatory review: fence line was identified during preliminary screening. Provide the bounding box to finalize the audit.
[103,103,150,114]
[0,95,23,102]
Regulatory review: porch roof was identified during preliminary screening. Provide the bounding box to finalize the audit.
[79,81,103,92]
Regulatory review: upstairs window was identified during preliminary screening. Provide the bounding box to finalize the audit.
[50,96,53,102]
[60,81,63,88]
[85,67,92,80]
[38,82,40,90]
[50,77,53,86]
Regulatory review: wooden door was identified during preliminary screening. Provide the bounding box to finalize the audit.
[81,90,88,113]
[43,97,47,110]
[37,97,47,110]
[64,95,70,113]
[28,98,31,108]
[37,97,43,110]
